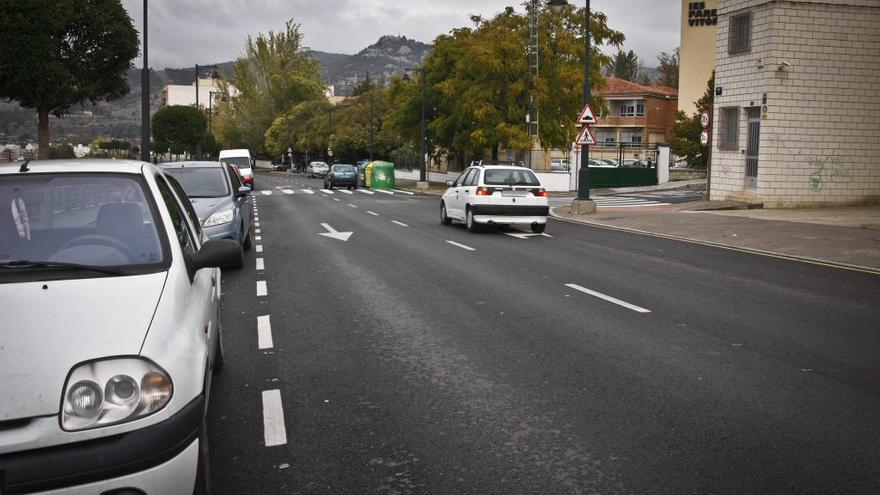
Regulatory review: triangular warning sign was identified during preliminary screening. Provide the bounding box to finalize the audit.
[575,125,596,146]
[577,103,597,124]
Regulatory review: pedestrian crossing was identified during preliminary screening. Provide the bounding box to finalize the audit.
[592,196,671,208]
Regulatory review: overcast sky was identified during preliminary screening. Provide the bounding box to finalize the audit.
[122,0,680,69]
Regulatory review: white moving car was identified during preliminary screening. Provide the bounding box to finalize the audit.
[441,165,550,233]
[0,159,241,494]
[219,148,255,189]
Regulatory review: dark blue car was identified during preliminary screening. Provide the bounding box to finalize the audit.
[324,164,358,190]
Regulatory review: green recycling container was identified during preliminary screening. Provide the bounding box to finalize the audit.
[367,161,395,189]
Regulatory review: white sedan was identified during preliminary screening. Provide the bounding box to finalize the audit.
[441,165,550,233]
[0,159,241,494]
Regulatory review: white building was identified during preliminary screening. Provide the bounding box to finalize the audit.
[162,78,238,110]
[710,0,880,208]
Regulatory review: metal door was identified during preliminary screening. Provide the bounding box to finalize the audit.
[745,107,761,189]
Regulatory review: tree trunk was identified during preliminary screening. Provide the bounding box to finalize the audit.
[38,107,50,160]
[491,143,499,161]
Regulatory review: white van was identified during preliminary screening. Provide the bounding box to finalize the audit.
[218,149,255,189]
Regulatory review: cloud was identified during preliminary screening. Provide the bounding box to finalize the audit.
[123,0,679,69]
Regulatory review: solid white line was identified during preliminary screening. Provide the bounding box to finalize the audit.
[348,204,358,208]
[357,189,374,195]
[393,189,415,195]
[367,211,380,216]
[257,315,273,349]
[598,203,671,208]
[256,258,264,271]
[446,240,475,251]
[262,390,288,447]
[375,189,394,195]
[257,280,268,297]
[392,220,408,227]
[565,283,651,313]
[256,245,263,253]
[320,189,334,195]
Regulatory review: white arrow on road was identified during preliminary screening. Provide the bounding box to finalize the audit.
[318,223,353,242]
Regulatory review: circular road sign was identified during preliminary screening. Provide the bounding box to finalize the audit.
[700,112,710,129]
[700,131,709,146]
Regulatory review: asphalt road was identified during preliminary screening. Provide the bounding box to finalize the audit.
[207,170,880,494]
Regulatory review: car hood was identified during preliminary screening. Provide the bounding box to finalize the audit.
[0,272,167,420]
[190,196,234,224]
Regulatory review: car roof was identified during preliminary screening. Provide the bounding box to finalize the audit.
[0,159,147,176]
[472,165,536,171]
[160,161,224,169]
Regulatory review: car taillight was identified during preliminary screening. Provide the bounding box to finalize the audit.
[476,187,492,196]
[243,176,253,183]
[534,188,548,197]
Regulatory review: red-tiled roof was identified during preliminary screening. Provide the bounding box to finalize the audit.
[598,76,678,98]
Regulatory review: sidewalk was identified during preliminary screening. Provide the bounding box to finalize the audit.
[551,202,880,273]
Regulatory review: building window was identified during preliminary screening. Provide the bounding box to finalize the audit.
[636,103,645,116]
[728,13,751,54]
[618,100,645,117]
[718,107,740,149]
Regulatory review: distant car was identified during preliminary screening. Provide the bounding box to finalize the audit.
[271,158,289,171]
[441,165,549,233]
[160,161,253,267]
[307,161,329,178]
[0,159,241,494]
[324,164,358,189]
[219,149,255,189]
[550,159,570,171]
[620,159,646,168]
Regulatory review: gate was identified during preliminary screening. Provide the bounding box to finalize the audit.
[745,107,761,189]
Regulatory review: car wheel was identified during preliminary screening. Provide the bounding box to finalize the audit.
[213,326,225,373]
[531,223,546,234]
[193,416,211,495]
[440,202,452,225]
[230,245,244,270]
[466,207,479,232]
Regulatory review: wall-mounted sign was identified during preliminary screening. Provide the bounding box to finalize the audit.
[715,86,723,96]
[688,2,718,27]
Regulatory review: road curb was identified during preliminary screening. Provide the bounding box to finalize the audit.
[549,207,880,275]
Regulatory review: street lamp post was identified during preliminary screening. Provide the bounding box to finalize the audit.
[194,64,217,160]
[404,68,428,183]
[140,0,150,162]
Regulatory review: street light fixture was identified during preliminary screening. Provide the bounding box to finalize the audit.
[549,0,592,204]
[403,68,427,183]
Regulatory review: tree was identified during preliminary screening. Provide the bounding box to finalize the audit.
[657,48,680,88]
[0,0,139,159]
[608,50,640,82]
[351,73,374,97]
[671,71,714,168]
[152,106,208,157]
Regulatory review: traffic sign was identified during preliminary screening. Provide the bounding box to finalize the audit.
[700,131,709,146]
[575,125,596,146]
[700,112,710,129]
[577,103,597,124]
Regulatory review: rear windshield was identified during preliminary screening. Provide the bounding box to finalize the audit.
[163,167,229,198]
[483,169,541,186]
[0,173,166,271]
[332,165,355,172]
[220,157,251,169]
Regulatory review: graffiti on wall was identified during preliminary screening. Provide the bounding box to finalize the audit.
[807,152,852,192]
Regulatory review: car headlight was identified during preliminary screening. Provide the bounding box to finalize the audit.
[203,209,234,227]
[61,358,173,431]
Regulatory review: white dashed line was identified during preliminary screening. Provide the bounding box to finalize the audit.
[320,189,334,195]
[338,189,353,194]
[367,211,380,216]
[393,189,415,195]
[357,189,374,195]
[256,258,264,271]
[333,198,341,202]
[348,204,358,209]
[375,189,394,195]
[446,240,475,251]
[282,189,294,195]
[256,245,263,253]
[565,283,651,314]
[261,390,288,447]
[256,228,261,234]
[257,315,273,349]
[255,222,261,228]
[257,280,268,297]
[392,220,408,227]
[261,191,273,196]
[256,235,262,241]
[301,189,315,195]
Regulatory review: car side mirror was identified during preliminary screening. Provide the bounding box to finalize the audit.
[446,179,454,186]
[191,239,242,270]
[236,186,251,197]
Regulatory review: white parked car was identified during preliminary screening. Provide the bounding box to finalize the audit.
[440,165,550,233]
[306,161,329,178]
[0,159,241,494]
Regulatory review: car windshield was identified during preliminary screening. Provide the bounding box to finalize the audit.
[0,173,165,273]
[332,165,355,172]
[162,167,230,198]
[483,168,541,186]
[220,157,251,169]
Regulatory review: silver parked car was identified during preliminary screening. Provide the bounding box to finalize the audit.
[0,159,241,494]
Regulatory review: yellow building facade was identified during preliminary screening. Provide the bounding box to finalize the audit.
[678,0,718,115]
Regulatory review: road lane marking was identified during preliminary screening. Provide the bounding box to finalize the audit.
[256,258,264,270]
[256,235,262,241]
[367,211,380,216]
[301,189,315,194]
[262,390,288,447]
[255,222,261,227]
[261,191,273,196]
[282,189,294,195]
[333,198,341,202]
[256,228,261,234]
[393,189,415,195]
[256,245,263,253]
[375,189,394,195]
[258,315,273,349]
[446,240,475,251]
[348,204,358,208]
[357,189,374,195]
[320,189,334,195]
[338,189,353,194]
[392,220,408,227]
[565,283,651,313]
[257,280,268,297]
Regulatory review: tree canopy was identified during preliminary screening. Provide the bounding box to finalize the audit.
[657,48,680,88]
[152,106,208,157]
[608,50,640,82]
[0,0,139,159]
